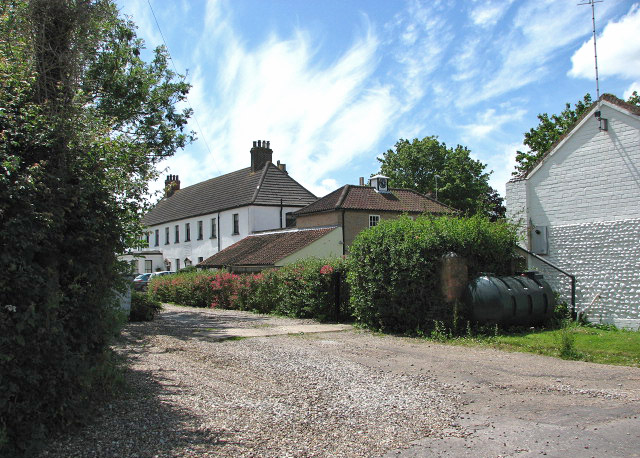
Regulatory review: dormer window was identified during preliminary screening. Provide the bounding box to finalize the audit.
[369,175,390,193]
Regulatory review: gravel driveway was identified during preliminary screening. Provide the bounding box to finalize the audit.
[40,305,640,458]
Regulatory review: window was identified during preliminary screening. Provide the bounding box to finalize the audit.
[210,218,217,239]
[175,259,181,270]
[155,229,159,247]
[144,260,152,273]
[285,212,296,228]
[197,221,203,240]
[174,225,179,243]
[144,232,150,246]
[198,256,204,263]
[185,223,191,242]
[165,227,170,245]
[369,215,380,228]
[232,213,239,235]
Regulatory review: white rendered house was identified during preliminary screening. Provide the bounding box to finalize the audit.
[506,95,640,329]
[123,140,317,273]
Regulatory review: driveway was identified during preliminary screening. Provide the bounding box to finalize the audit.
[41,304,640,457]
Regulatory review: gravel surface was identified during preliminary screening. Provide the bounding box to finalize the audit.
[39,305,640,458]
[40,306,463,458]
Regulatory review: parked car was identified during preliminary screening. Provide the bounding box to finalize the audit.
[132,271,174,292]
[132,273,152,291]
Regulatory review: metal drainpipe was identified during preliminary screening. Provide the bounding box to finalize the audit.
[516,246,576,319]
[217,212,221,252]
[341,209,346,256]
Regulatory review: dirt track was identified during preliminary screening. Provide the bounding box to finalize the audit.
[41,305,640,457]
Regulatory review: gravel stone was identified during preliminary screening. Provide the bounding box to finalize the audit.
[39,306,463,457]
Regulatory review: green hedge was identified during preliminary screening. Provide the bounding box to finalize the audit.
[148,258,349,322]
[346,215,517,333]
[130,292,163,321]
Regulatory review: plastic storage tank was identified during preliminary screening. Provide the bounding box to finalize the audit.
[463,272,555,326]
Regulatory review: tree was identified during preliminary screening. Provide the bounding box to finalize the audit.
[0,1,193,454]
[377,136,505,219]
[514,92,640,175]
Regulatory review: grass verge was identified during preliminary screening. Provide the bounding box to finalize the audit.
[438,323,640,367]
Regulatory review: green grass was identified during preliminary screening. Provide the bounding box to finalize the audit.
[443,324,640,367]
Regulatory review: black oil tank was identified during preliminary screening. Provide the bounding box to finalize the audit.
[464,272,555,326]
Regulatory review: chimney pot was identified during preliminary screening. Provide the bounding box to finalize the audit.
[359,177,364,186]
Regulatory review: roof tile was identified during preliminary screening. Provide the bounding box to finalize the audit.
[294,185,456,215]
[142,163,316,226]
[198,227,337,267]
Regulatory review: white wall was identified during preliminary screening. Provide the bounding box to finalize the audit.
[139,204,309,270]
[249,205,302,232]
[506,102,640,329]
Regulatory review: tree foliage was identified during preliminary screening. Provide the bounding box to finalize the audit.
[0,0,192,454]
[513,94,593,175]
[377,136,505,219]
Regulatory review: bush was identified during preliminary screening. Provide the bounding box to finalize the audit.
[147,258,350,322]
[130,292,163,321]
[347,215,517,333]
[271,258,349,321]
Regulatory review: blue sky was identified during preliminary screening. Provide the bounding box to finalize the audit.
[118,0,640,199]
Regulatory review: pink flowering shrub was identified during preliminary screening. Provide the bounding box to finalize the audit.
[148,258,350,322]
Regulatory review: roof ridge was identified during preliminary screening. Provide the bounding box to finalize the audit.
[251,162,272,203]
[522,94,639,178]
[335,184,351,209]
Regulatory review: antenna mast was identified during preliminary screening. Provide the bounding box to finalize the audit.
[578,0,603,100]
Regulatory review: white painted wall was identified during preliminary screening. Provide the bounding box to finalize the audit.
[505,101,640,329]
[130,204,310,271]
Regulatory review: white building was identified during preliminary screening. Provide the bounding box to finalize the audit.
[124,140,317,273]
[506,94,640,329]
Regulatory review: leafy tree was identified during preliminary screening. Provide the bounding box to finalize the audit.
[513,94,593,175]
[377,136,504,219]
[0,0,193,454]
[514,92,640,176]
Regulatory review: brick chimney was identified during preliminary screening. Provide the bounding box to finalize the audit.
[250,140,273,172]
[164,174,180,198]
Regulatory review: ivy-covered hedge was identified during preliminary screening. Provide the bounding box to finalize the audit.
[346,215,517,333]
[148,258,349,322]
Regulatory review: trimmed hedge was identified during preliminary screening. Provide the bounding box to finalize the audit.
[346,215,517,333]
[130,292,163,321]
[148,258,349,322]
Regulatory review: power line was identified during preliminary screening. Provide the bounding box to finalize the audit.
[146,0,222,175]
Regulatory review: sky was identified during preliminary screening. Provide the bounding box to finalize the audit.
[117,0,640,200]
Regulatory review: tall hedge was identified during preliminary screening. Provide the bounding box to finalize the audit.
[346,215,517,333]
[0,1,191,455]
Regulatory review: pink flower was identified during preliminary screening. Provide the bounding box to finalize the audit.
[320,265,334,275]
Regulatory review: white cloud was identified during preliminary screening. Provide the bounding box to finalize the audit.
[470,1,513,28]
[569,4,640,81]
[142,1,398,196]
[624,82,640,100]
[488,142,523,197]
[460,106,527,141]
[386,1,454,104]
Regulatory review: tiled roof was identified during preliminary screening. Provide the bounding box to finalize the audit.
[142,163,317,226]
[511,94,640,181]
[294,185,456,216]
[198,227,337,267]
